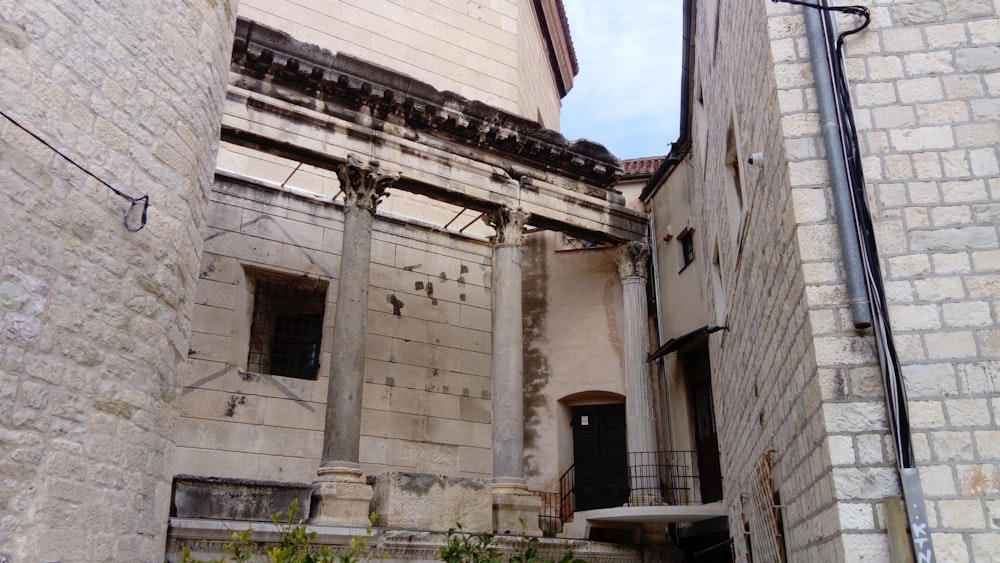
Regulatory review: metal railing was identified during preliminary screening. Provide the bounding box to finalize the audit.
[531,491,562,537]
[626,450,703,506]
[557,451,709,521]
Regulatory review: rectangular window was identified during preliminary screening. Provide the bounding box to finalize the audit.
[678,227,695,270]
[247,273,327,380]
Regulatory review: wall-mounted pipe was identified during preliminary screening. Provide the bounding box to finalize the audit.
[803,6,872,329]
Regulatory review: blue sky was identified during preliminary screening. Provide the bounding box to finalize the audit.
[560,0,684,161]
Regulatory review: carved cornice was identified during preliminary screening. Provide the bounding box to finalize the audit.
[614,241,651,280]
[230,18,623,189]
[336,154,399,213]
[487,206,531,246]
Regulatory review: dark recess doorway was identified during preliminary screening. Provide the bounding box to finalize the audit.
[685,345,724,504]
[571,403,628,511]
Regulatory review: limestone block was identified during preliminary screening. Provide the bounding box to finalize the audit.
[944,398,990,427]
[390,340,463,373]
[966,276,1000,299]
[974,430,1000,458]
[458,446,492,475]
[459,303,491,331]
[310,468,374,527]
[933,431,976,461]
[262,395,325,431]
[823,402,887,433]
[389,386,461,419]
[910,400,947,428]
[932,252,972,274]
[972,531,1000,562]
[899,77,945,102]
[432,323,491,354]
[887,304,942,331]
[372,472,491,532]
[179,388,264,425]
[902,363,959,397]
[827,435,856,466]
[840,532,891,561]
[938,499,986,528]
[890,126,955,151]
[957,464,999,496]
[394,442,460,473]
[919,465,958,497]
[493,490,542,536]
[837,502,875,530]
[831,467,900,499]
[172,475,312,521]
[925,330,978,359]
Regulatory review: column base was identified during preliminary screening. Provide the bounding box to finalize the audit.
[492,483,542,536]
[309,466,374,527]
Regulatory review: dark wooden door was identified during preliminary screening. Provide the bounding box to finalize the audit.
[571,404,628,511]
[693,380,723,503]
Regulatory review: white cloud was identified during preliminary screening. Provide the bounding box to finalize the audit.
[560,0,684,160]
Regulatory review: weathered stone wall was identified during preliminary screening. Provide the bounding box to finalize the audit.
[236,0,564,127]
[175,174,495,483]
[521,232,627,494]
[664,0,834,559]
[516,0,564,129]
[768,0,1000,559]
[0,1,235,561]
[647,158,712,455]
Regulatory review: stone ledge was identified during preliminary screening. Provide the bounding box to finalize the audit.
[171,474,312,521]
[165,518,673,562]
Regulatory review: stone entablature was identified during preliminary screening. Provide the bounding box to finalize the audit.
[230,17,621,191]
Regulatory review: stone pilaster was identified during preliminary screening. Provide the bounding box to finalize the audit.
[615,241,661,504]
[486,206,542,534]
[312,154,398,526]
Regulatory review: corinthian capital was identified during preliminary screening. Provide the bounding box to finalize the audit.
[615,241,651,280]
[336,154,400,213]
[486,206,531,246]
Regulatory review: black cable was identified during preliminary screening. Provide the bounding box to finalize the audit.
[0,107,149,232]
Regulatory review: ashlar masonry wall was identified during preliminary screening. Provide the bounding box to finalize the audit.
[235,0,564,127]
[175,173,495,483]
[0,1,235,561]
[684,0,839,560]
[767,0,1000,560]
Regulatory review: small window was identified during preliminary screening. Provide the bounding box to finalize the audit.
[247,273,327,380]
[678,227,695,270]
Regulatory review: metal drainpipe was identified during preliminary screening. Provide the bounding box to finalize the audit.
[647,211,674,452]
[803,5,872,329]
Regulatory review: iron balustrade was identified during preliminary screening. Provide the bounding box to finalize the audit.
[556,451,709,522]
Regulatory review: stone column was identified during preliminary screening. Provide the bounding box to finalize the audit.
[487,206,542,535]
[615,241,662,505]
[311,154,398,526]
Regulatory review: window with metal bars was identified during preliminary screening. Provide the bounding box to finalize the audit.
[247,274,327,380]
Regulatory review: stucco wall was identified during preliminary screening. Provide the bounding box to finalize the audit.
[0,1,235,560]
[521,232,627,494]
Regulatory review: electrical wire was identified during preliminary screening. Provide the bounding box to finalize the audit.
[0,107,149,232]
[772,0,913,469]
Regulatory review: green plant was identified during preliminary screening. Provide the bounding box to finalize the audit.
[437,520,585,563]
[180,500,380,563]
[438,523,501,563]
